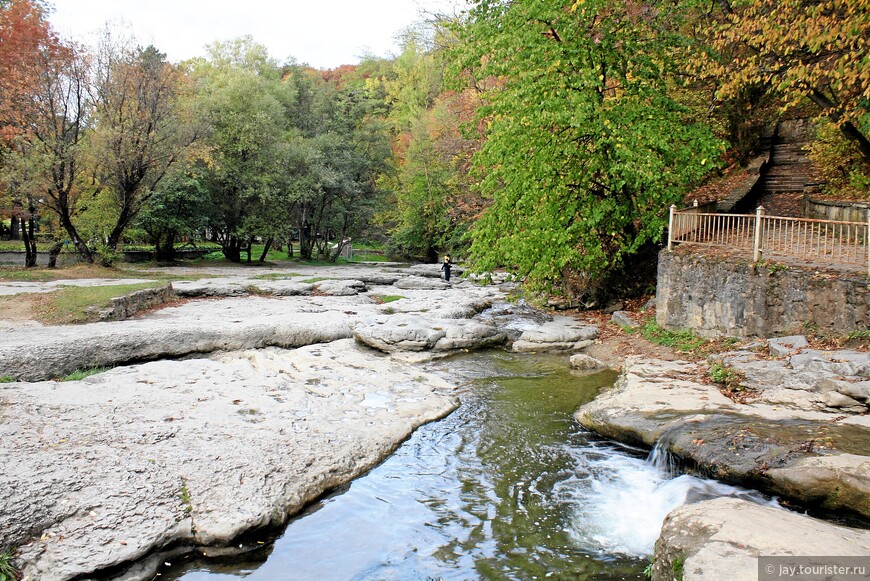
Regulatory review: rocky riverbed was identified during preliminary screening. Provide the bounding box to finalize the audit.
[0,263,600,580]
[577,338,870,581]
[1,262,868,581]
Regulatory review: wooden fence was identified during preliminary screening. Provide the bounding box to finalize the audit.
[668,205,870,275]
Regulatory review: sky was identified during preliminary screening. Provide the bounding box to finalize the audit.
[47,0,454,69]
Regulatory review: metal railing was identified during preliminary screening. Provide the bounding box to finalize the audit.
[668,204,870,275]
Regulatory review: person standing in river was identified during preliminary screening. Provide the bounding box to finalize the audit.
[441,255,452,282]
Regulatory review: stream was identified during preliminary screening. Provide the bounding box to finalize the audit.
[159,351,774,580]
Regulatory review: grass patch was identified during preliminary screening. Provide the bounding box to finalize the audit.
[301,277,330,284]
[0,547,19,581]
[638,318,706,353]
[26,282,164,325]
[708,362,744,390]
[57,367,110,381]
[0,376,15,383]
[374,294,406,304]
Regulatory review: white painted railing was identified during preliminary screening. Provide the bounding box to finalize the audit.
[668,205,870,275]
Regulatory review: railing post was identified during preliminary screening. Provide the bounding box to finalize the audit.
[668,204,676,251]
[753,206,765,262]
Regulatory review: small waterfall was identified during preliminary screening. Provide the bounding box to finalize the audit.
[646,440,678,478]
[562,440,779,558]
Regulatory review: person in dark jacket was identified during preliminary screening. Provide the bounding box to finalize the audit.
[440,255,452,282]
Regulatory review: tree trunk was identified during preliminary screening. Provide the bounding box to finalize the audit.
[10,215,20,240]
[258,237,273,263]
[222,235,242,262]
[154,232,176,262]
[57,211,94,263]
[22,215,38,268]
[47,240,64,269]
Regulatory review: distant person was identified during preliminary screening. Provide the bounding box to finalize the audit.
[441,255,452,282]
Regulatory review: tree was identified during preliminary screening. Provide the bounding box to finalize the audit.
[192,38,292,262]
[701,0,870,163]
[451,0,722,296]
[136,166,211,261]
[0,0,55,143]
[90,30,197,258]
[24,42,95,262]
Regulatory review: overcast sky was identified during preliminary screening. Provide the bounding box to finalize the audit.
[47,0,455,69]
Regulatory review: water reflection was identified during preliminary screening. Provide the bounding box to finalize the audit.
[161,352,763,581]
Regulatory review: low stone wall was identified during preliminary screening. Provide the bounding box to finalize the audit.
[96,283,175,321]
[657,250,869,338]
[804,196,870,223]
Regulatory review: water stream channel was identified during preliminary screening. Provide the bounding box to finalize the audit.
[159,351,773,581]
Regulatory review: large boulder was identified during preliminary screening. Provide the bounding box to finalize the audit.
[653,498,870,581]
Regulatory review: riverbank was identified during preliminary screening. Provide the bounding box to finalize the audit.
[567,309,870,581]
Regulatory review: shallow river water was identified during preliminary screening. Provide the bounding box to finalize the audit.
[160,351,771,581]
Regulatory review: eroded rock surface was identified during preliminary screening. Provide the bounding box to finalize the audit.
[653,498,870,581]
[512,316,599,352]
[576,357,870,520]
[0,340,456,580]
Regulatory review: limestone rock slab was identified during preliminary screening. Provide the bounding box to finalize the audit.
[1,340,456,580]
[512,316,599,352]
[653,498,870,581]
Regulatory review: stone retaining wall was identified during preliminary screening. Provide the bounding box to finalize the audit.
[96,283,175,321]
[656,251,869,338]
[804,195,870,223]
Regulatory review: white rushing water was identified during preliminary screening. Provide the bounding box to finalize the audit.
[560,441,780,558]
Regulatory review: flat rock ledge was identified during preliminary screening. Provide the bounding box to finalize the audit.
[353,315,507,353]
[652,497,870,581]
[575,357,870,521]
[512,316,599,352]
[0,340,457,581]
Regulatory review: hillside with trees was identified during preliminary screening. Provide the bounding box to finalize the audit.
[1,0,867,299]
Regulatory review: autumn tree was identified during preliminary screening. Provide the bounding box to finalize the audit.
[702,0,870,163]
[24,42,95,262]
[452,0,721,297]
[89,30,197,259]
[0,0,55,142]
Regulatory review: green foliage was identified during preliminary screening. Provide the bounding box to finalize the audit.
[708,362,744,390]
[672,556,684,580]
[639,318,706,353]
[0,376,14,383]
[58,367,109,382]
[179,477,193,515]
[806,119,870,198]
[643,559,654,579]
[452,0,722,295]
[847,330,870,340]
[0,547,19,581]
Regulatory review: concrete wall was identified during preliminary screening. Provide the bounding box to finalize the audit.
[657,251,869,338]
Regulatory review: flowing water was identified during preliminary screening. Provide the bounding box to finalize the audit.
[160,351,775,581]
